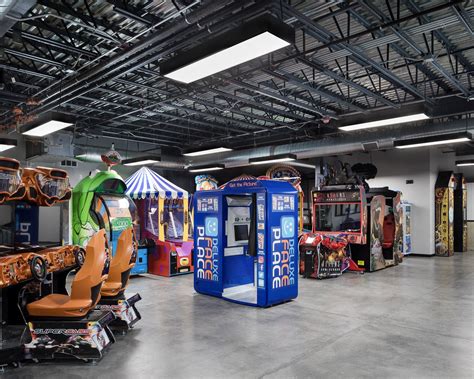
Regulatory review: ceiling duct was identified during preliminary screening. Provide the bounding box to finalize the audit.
[187,118,474,168]
[0,0,36,37]
[362,141,380,152]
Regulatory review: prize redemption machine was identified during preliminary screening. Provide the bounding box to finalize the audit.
[72,167,142,332]
[125,167,193,277]
[193,175,298,307]
[0,157,115,366]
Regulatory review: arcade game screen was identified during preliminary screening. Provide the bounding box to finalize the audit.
[144,198,185,240]
[315,203,361,232]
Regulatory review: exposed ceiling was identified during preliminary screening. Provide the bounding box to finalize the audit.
[0,0,473,154]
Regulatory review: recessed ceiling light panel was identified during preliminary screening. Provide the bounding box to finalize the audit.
[339,113,429,132]
[249,153,297,165]
[394,132,471,149]
[183,147,233,157]
[160,14,295,84]
[21,112,74,137]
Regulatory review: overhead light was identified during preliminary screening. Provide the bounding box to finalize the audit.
[183,147,233,157]
[339,113,429,131]
[188,164,225,173]
[123,156,160,166]
[394,132,471,149]
[160,14,295,84]
[249,153,297,165]
[0,137,17,152]
[456,159,474,167]
[21,112,74,137]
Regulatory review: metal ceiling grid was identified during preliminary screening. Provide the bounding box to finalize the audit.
[0,0,472,149]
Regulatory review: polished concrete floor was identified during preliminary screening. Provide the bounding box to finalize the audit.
[5,253,474,378]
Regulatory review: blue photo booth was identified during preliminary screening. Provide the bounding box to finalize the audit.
[193,176,298,307]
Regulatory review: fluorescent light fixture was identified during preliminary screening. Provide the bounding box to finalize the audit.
[123,156,160,166]
[160,14,295,84]
[183,147,233,157]
[21,112,74,137]
[249,153,297,165]
[339,113,429,131]
[0,137,17,152]
[394,132,471,149]
[188,164,225,173]
[456,160,474,167]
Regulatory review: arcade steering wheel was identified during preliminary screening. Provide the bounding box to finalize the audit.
[74,248,86,268]
[30,255,48,282]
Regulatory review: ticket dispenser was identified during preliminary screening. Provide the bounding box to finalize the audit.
[193,177,298,307]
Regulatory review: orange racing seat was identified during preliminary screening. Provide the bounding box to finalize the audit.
[101,228,136,297]
[27,230,109,318]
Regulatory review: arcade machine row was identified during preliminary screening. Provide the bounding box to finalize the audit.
[193,177,298,307]
[0,157,115,366]
[307,185,402,273]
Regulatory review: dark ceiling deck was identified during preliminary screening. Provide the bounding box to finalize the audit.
[0,0,472,151]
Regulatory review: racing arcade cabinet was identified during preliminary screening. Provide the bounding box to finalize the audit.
[73,164,141,332]
[193,176,298,307]
[0,158,115,366]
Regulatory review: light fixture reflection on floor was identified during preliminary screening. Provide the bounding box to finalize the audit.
[183,147,233,157]
[394,132,471,149]
[339,113,429,131]
[160,14,295,84]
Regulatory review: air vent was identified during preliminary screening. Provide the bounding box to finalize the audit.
[362,141,379,151]
[60,160,77,167]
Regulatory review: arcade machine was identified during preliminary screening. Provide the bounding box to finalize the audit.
[96,227,141,334]
[0,157,115,365]
[435,172,455,256]
[72,149,141,330]
[195,175,218,191]
[453,173,467,253]
[193,175,298,307]
[303,162,402,274]
[125,166,193,277]
[265,165,305,234]
[299,233,350,279]
[400,201,413,255]
[72,150,134,254]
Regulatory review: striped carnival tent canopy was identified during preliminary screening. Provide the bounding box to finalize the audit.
[125,166,188,199]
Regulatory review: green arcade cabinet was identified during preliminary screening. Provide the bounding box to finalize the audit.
[72,151,134,259]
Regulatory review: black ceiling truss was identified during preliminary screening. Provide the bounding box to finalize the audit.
[0,0,472,150]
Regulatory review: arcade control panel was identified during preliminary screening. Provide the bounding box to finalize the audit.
[0,245,81,288]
